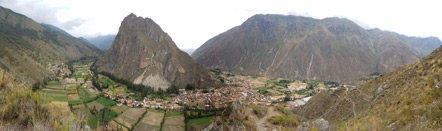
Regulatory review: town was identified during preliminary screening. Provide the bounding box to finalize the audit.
[39,59,344,130]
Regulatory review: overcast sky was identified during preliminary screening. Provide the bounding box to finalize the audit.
[1,0,441,49]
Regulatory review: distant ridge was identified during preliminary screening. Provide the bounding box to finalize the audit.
[0,6,102,83]
[192,14,435,83]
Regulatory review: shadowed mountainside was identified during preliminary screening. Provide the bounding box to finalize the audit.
[96,13,217,89]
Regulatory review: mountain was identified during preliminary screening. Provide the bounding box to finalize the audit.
[95,13,216,89]
[40,23,72,37]
[192,14,421,83]
[181,48,196,55]
[0,6,102,84]
[297,42,442,130]
[388,31,442,58]
[87,35,116,49]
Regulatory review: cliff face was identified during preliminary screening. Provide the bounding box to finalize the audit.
[193,14,421,82]
[96,14,216,89]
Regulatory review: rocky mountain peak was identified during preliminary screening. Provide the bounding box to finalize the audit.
[97,13,217,89]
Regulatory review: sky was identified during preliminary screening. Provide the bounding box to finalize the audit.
[0,0,441,49]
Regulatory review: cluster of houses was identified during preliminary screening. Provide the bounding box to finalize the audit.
[177,86,277,110]
[105,94,185,111]
[46,63,71,78]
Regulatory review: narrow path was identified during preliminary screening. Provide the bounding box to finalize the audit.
[257,107,281,131]
[355,87,372,101]
[344,90,357,117]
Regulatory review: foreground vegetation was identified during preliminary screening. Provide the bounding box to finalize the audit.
[0,69,87,130]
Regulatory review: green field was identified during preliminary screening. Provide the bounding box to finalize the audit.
[187,116,215,129]
[65,88,76,91]
[42,96,68,103]
[166,111,184,117]
[87,117,98,129]
[98,108,119,122]
[110,105,129,114]
[39,90,67,95]
[100,78,112,87]
[82,88,90,96]
[77,72,82,78]
[96,97,117,107]
[68,100,83,105]
[82,96,97,103]
[47,81,61,85]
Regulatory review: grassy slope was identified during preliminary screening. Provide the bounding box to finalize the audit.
[299,47,442,130]
[0,6,102,84]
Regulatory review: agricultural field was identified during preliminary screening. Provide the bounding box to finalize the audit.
[73,108,99,129]
[163,111,185,131]
[110,105,130,114]
[68,94,80,100]
[86,101,105,112]
[187,116,216,130]
[96,97,117,107]
[110,120,129,131]
[136,110,165,129]
[66,88,77,94]
[47,81,61,85]
[114,108,146,129]
[39,88,68,103]
[98,108,119,122]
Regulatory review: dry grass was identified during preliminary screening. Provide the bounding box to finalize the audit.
[0,69,87,130]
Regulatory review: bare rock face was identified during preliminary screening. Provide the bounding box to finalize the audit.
[192,14,422,83]
[96,13,216,89]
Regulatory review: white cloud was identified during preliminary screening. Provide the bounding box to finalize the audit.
[1,0,441,49]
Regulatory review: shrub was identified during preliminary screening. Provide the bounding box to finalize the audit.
[249,104,267,118]
[267,114,300,127]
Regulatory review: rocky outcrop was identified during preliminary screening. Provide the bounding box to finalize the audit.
[96,13,216,89]
[192,14,423,83]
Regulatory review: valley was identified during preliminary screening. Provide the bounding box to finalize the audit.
[37,58,342,130]
[0,3,441,131]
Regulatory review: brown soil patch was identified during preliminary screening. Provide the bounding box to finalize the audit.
[163,115,185,131]
[42,88,66,92]
[72,104,85,109]
[114,108,146,129]
[40,93,66,97]
[68,94,80,100]
[86,101,105,112]
[140,111,164,126]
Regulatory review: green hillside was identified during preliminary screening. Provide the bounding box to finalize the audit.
[0,6,103,84]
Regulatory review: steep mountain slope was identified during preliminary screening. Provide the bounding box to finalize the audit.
[0,6,102,84]
[389,31,442,58]
[297,46,442,130]
[181,48,196,55]
[95,14,216,89]
[193,14,420,82]
[87,34,116,49]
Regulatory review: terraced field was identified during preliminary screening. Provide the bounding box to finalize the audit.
[39,88,68,103]
[114,108,146,129]
[86,101,105,112]
[163,111,185,131]
[111,105,130,114]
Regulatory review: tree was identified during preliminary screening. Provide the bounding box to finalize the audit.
[32,82,41,91]
[284,96,291,102]
[185,84,196,91]
[167,85,179,94]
